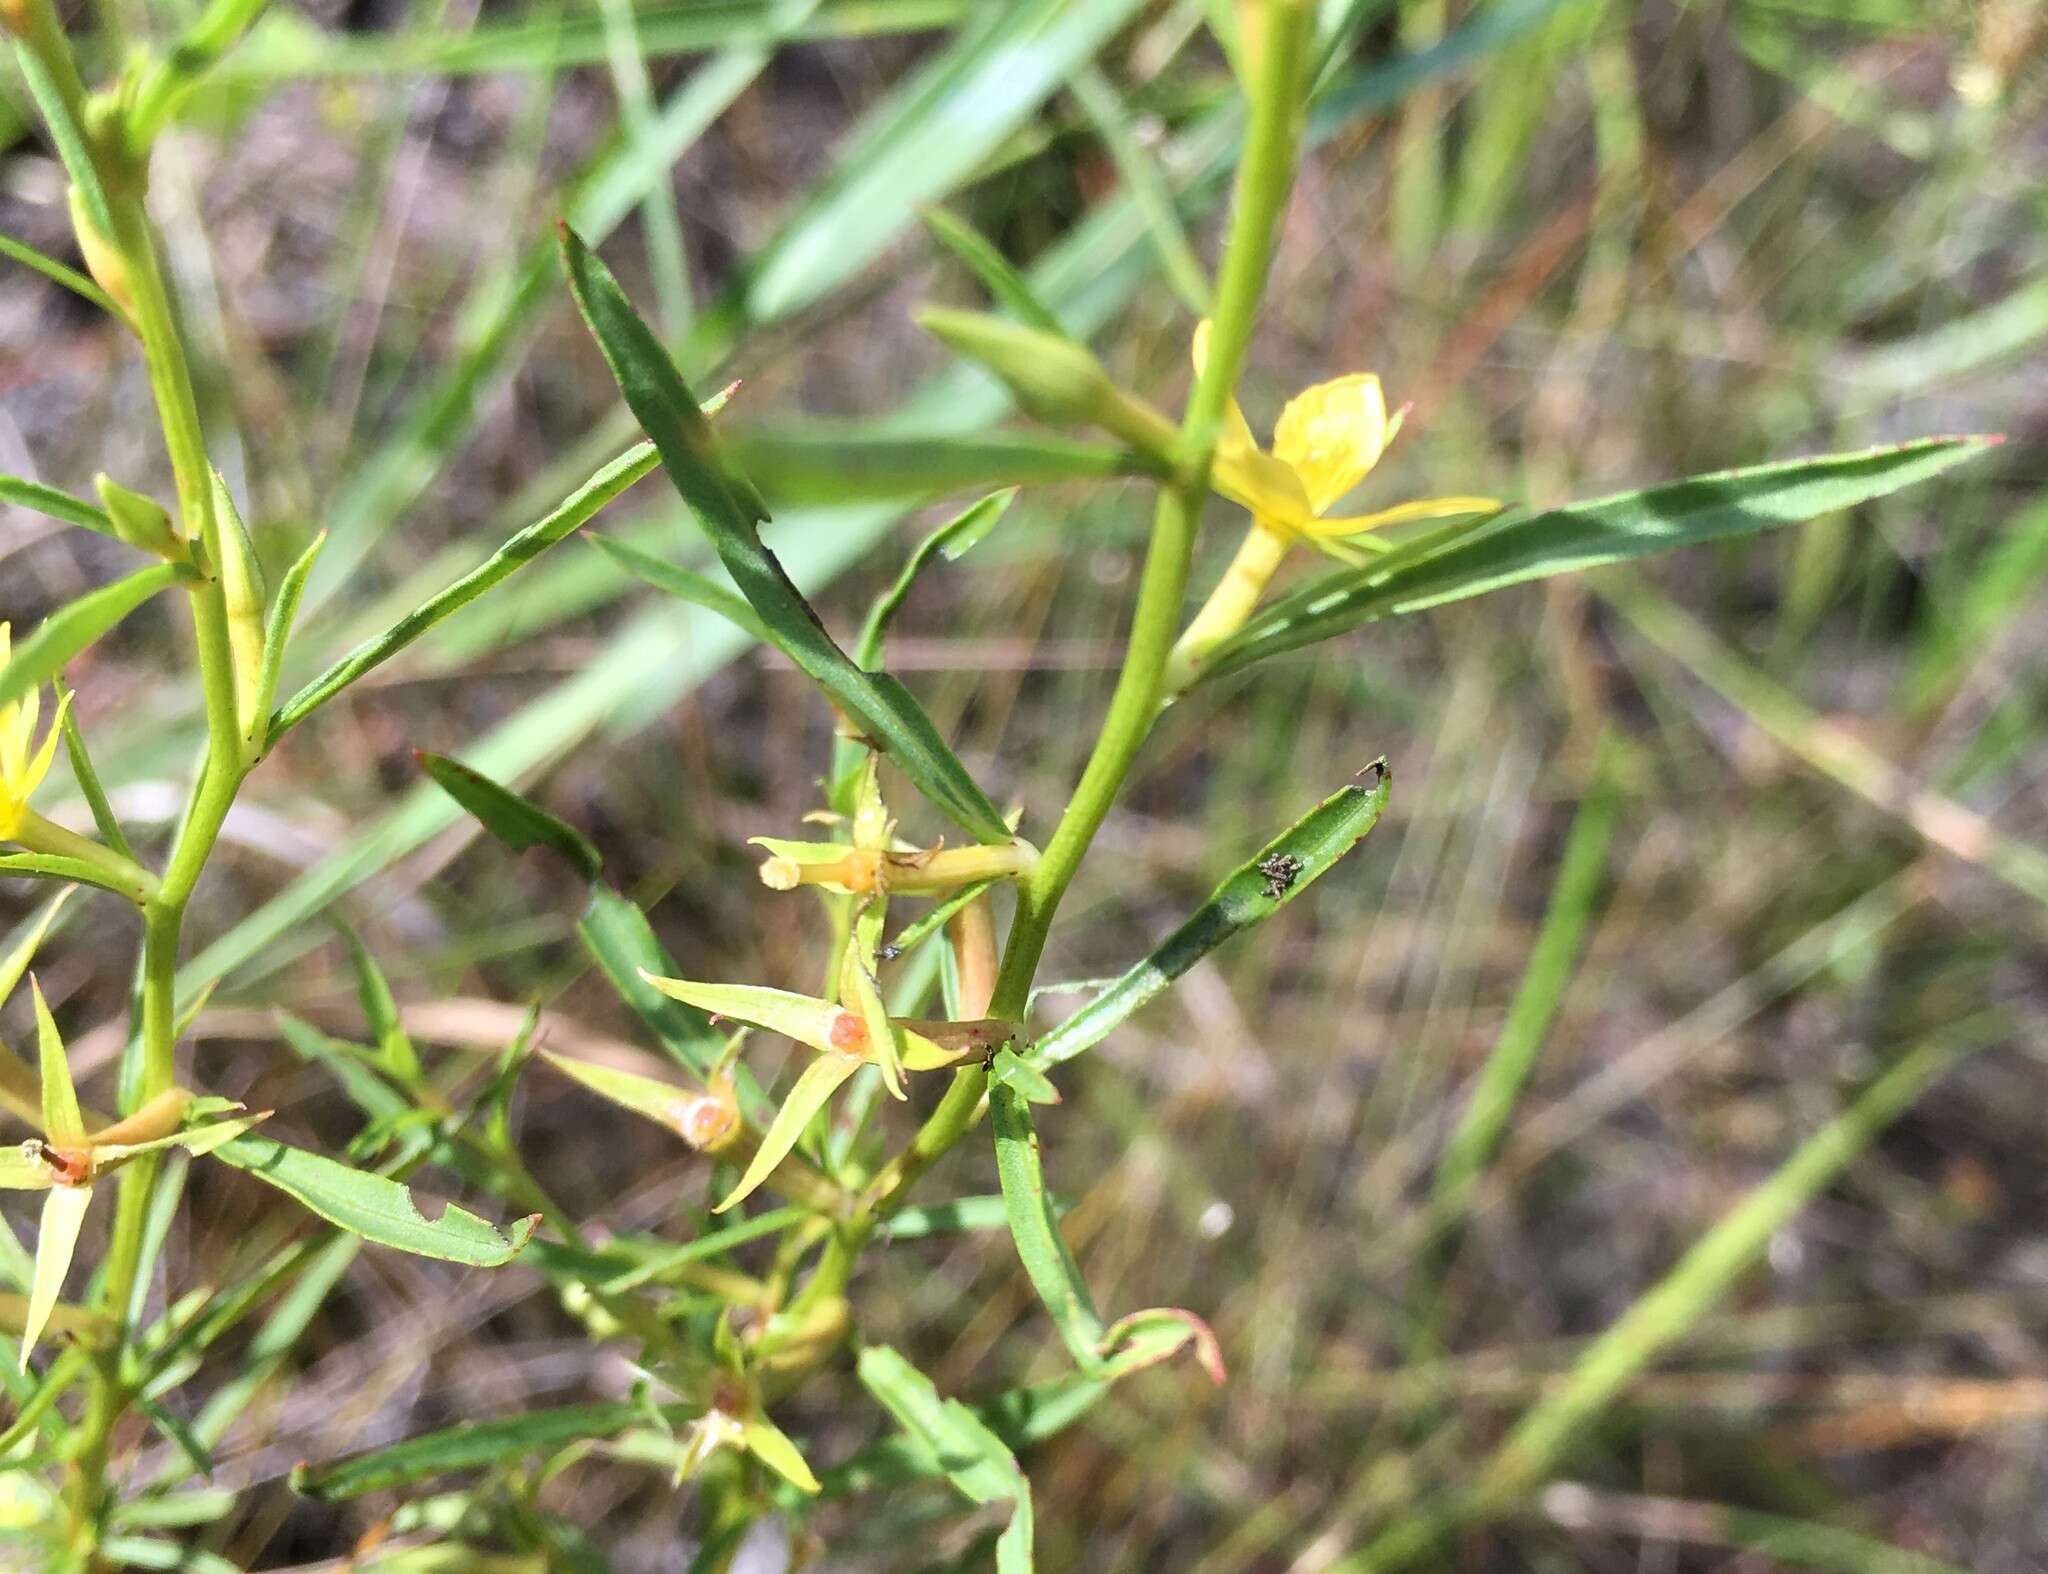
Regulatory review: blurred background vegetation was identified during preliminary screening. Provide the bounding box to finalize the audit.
[2,0,2045,1566]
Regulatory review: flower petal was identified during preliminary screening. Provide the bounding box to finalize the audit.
[1273,373,1389,515]
[640,977,843,1055]
[713,1054,859,1214]
[22,1182,91,1368]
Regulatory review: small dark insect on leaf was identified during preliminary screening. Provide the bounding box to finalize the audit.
[1256,852,1304,900]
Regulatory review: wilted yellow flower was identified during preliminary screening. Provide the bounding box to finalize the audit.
[0,625,69,844]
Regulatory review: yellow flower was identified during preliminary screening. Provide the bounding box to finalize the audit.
[1194,320,1495,541]
[0,625,69,844]
[1166,327,1499,692]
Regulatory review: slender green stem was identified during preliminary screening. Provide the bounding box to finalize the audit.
[784,4,1319,1304]
[53,60,250,1563]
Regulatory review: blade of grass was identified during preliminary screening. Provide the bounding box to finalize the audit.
[1341,1017,2005,1572]
[1605,578,2048,911]
[1429,750,1617,1217]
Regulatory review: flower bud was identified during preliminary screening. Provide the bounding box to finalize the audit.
[674,1075,740,1153]
[917,309,1179,465]
[94,473,188,560]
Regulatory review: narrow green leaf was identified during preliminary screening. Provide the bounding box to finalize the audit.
[31,979,83,1147]
[559,225,1010,845]
[1196,438,1998,685]
[338,927,420,1086]
[290,1400,694,1500]
[211,1135,536,1266]
[55,680,135,860]
[0,563,190,713]
[713,1054,858,1214]
[0,853,149,903]
[249,530,323,750]
[723,427,1130,506]
[991,1081,1103,1371]
[271,443,661,737]
[0,231,119,316]
[1431,762,1617,1216]
[418,752,603,883]
[882,877,997,960]
[921,207,1064,334]
[1031,766,1392,1070]
[22,1183,91,1368]
[12,45,113,241]
[0,475,115,537]
[585,533,773,646]
[875,1193,1035,1239]
[855,489,1014,668]
[856,1344,1034,1571]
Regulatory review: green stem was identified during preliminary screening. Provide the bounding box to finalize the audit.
[62,108,247,1574]
[774,6,1318,1320]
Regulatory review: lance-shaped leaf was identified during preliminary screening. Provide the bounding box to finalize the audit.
[0,852,153,904]
[0,476,115,537]
[418,752,603,884]
[585,533,773,647]
[921,206,1065,334]
[212,1135,537,1266]
[247,530,323,752]
[854,489,1015,669]
[722,428,1133,507]
[1097,1308,1226,1385]
[0,562,190,713]
[1193,437,1998,686]
[857,1345,1034,1573]
[559,226,1010,845]
[993,1082,1226,1390]
[714,1054,859,1215]
[992,1080,1104,1372]
[988,1048,1059,1106]
[270,442,663,737]
[290,1399,701,1500]
[338,926,421,1087]
[1030,766,1392,1070]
